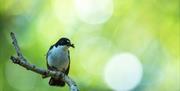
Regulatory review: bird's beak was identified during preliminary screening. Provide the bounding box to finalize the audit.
[70,44,75,48]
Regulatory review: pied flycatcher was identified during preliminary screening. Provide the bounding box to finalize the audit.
[46,37,74,86]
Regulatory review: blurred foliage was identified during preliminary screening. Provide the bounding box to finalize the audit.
[0,0,179,91]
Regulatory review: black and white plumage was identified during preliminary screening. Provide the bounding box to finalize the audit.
[46,37,74,86]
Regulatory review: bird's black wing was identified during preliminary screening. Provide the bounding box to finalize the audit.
[46,45,57,71]
[65,50,70,75]
[46,45,53,60]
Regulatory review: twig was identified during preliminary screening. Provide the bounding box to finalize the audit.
[9,32,79,91]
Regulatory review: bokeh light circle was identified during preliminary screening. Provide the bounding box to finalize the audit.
[53,0,77,25]
[74,0,113,24]
[104,53,143,91]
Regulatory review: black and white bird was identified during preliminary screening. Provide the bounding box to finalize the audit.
[46,37,74,86]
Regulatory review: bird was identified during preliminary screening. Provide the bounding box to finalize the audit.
[46,37,74,86]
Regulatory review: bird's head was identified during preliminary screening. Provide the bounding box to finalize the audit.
[55,37,75,48]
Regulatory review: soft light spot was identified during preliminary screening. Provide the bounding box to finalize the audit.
[53,0,77,25]
[104,53,143,91]
[74,0,113,24]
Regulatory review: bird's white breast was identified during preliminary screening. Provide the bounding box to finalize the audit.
[47,46,69,71]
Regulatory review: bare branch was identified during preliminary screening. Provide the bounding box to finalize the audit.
[10,32,79,91]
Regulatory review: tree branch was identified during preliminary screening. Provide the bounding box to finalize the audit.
[9,32,79,91]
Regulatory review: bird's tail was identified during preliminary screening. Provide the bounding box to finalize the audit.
[49,77,65,87]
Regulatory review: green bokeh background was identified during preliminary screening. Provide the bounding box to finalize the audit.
[0,0,179,91]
